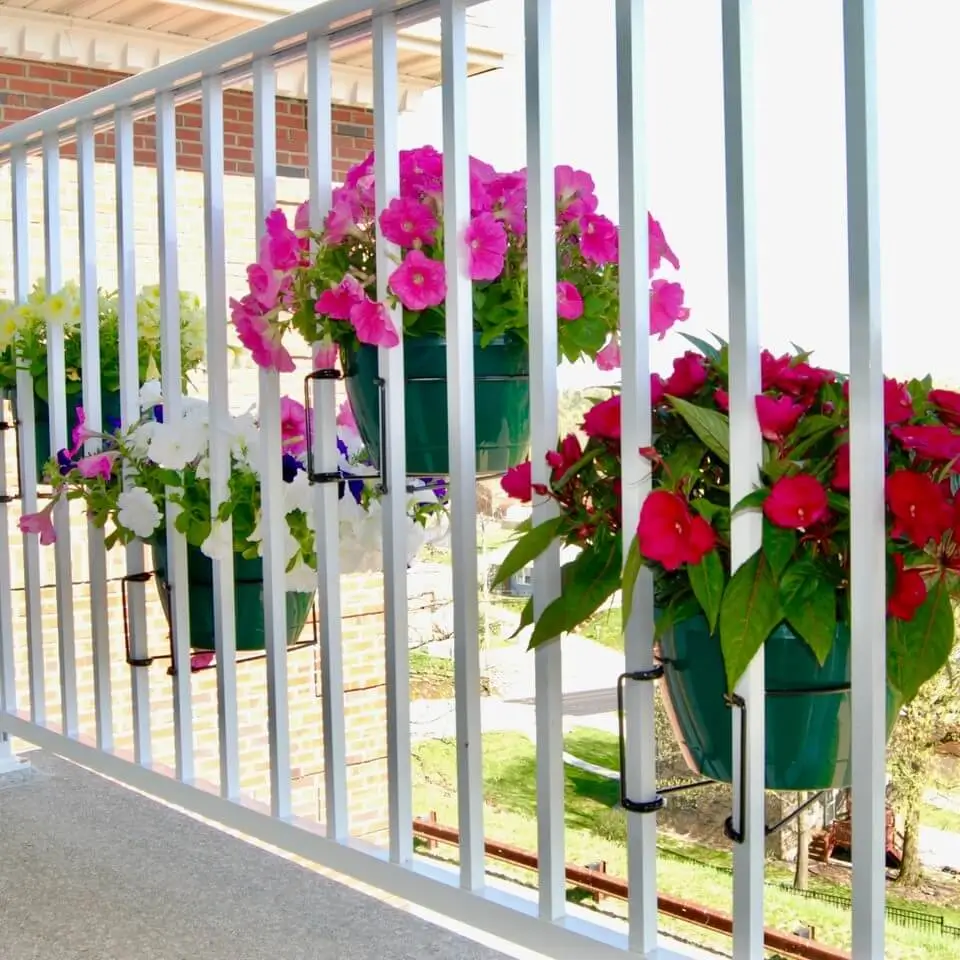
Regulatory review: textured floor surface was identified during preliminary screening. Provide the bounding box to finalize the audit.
[0,752,510,960]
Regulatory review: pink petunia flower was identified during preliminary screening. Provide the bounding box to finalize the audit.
[70,405,92,457]
[19,504,56,545]
[400,146,444,197]
[557,281,584,321]
[76,452,118,481]
[464,212,508,281]
[596,337,621,371]
[336,399,358,433]
[313,338,338,371]
[262,209,300,272]
[349,299,400,348]
[555,165,598,223]
[315,275,366,320]
[649,279,690,338]
[247,261,284,311]
[294,200,311,236]
[379,196,439,248]
[579,214,619,265]
[280,396,309,457]
[324,197,359,244]
[231,296,295,373]
[648,213,680,275]
[388,249,447,311]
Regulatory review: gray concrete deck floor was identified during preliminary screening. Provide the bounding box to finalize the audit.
[0,752,511,960]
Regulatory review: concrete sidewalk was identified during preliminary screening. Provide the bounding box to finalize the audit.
[0,752,510,960]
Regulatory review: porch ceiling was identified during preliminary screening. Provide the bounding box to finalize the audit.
[0,0,505,107]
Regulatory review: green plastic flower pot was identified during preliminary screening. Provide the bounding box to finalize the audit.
[151,540,315,653]
[33,388,123,480]
[343,333,530,477]
[657,616,902,791]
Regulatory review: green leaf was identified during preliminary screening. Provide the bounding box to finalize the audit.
[687,549,725,633]
[678,333,721,362]
[528,546,621,649]
[492,516,564,587]
[718,551,782,691]
[780,563,836,664]
[887,575,956,703]
[733,487,768,513]
[762,522,796,579]
[667,396,730,463]
[621,537,643,634]
[662,440,705,492]
[508,598,534,639]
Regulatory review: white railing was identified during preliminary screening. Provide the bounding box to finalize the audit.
[0,2,886,959]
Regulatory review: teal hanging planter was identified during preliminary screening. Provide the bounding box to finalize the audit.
[343,333,530,477]
[33,388,123,480]
[151,540,315,653]
[656,617,902,791]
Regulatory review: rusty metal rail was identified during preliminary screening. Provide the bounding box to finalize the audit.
[412,817,850,960]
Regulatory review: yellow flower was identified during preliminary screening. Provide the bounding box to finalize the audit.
[0,300,20,349]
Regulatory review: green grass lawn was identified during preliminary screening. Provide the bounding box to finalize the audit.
[577,605,623,651]
[412,729,960,959]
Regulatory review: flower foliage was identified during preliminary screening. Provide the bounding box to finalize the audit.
[19,385,448,589]
[230,147,689,371]
[0,280,207,399]
[496,336,960,704]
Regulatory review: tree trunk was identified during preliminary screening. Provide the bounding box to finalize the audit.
[896,800,923,887]
[794,791,811,891]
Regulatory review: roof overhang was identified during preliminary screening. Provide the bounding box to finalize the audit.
[0,1,505,111]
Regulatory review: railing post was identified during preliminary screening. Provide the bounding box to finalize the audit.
[842,2,886,956]
[721,2,765,957]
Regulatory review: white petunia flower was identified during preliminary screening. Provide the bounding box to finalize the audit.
[139,380,163,410]
[117,487,162,539]
[148,417,207,470]
[200,521,233,561]
[286,560,318,593]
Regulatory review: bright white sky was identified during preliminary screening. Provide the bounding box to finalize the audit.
[399,0,960,391]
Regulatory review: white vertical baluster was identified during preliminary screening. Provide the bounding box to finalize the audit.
[11,147,45,726]
[115,108,152,765]
[843,2,885,956]
[0,390,17,743]
[307,32,348,839]
[372,12,413,865]
[440,0,484,891]
[252,56,292,819]
[77,119,113,750]
[202,74,240,800]
[615,0,658,951]
[721,2,764,956]
[523,0,565,919]
[157,91,195,782]
[42,131,79,738]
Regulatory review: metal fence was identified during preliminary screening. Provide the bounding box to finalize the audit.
[0,2,890,959]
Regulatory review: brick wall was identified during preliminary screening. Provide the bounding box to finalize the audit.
[0,57,373,181]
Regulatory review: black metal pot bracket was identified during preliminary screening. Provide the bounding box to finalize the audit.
[617,666,717,815]
[723,684,849,844]
[121,569,319,674]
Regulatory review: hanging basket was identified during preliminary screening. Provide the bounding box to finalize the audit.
[343,333,530,477]
[32,388,123,479]
[656,616,902,791]
[151,540,315,653]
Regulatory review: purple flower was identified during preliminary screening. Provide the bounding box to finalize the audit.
[57,449,77,476]
[282,453,304,483]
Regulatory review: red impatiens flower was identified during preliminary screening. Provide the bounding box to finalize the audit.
[663,351,708,398]
[755,394,806,442]
[832,442,850,491]
[713,388,729,412]
[583,395,621,440]
[761,350,833,397]
[546,433,583,480]
[886,469,952,547]
[842,377,914,424]
[887,554,927,621]
[637,490,716,571]
[763,474,829,529]
[501,460,532,502]
[651,374,667,406]
[891,425,960,462]
[929,388,960,428]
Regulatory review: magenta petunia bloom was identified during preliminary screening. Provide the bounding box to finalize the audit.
[315,275,366,320]
[231,296,295,373]
[649,279,690,338]
[464,212,508,281]
[378,196,439,248]
[556,281,584,321]
[350,299,400,348]
[388,250,447,311]
[596,338,621,371]
[579,214,618,265]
